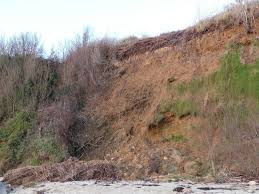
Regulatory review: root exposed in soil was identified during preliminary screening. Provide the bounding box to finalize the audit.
[3,157,119,186]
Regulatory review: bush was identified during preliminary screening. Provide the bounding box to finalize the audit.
[0,34,59,120]
[26,136,67,166]
[0,111,35,173]
[62,30,116,94]
[194,0,259,34]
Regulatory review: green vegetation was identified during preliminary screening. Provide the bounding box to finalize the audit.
[26,136,66,166]
[149,99,197,128]
[253,39,259,47]
[159,99,197,118]
[0,111,35,172]
[176,46,259,103]
[0,32,115,173]
[166,43,259,176]
[0,111,66,170]
[0,57,58,121]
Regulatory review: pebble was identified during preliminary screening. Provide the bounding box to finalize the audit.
[173,186,185,192]
[249,181,257,186]
[183,188,193,193]
[247,189,255,193]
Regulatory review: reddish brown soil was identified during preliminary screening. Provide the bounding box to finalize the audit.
[82,19,259,180]
[3,6,259,183]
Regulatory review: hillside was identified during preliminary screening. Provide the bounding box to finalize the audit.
[1,1,259,185]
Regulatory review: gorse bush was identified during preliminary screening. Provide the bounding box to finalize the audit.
[0,111,35,173]
[0,111,67,171]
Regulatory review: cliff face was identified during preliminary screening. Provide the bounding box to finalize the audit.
[84,18,259,179]
[1,3,259,181]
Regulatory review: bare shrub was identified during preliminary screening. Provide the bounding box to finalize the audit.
[61,30,116,94]
[3,33,43,57]
[148,153,161,174]
[119,36,139,47]
[195,0,259,33]
[0,33,58,120]
[37,104,75,149]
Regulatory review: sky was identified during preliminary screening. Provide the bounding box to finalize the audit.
[0,0,236,51]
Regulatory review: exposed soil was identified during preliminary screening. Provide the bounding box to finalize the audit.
[3,11,259,185]
[81,19,259,180]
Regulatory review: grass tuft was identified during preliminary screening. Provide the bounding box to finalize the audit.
[163,134,187,142]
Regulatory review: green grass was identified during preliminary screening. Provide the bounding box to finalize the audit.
[167,43,259,176]
[176,47,259,102]
[159,99,197,118]
[177,78,205,95]
[253,39,259,47]
[149,99,197,129]
[214,51,259,100]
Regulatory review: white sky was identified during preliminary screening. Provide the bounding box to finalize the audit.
[0,0,236,51]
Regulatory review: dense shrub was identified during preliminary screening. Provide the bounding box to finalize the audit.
[25,136,67,166]
[62,31,116,94]
[0,31,116,172]
[0,34,58,120]
[0,111,35,173]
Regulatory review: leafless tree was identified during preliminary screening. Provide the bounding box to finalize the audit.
[236,0,256,33]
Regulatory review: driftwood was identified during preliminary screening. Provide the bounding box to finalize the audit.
[3,157,119,186]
